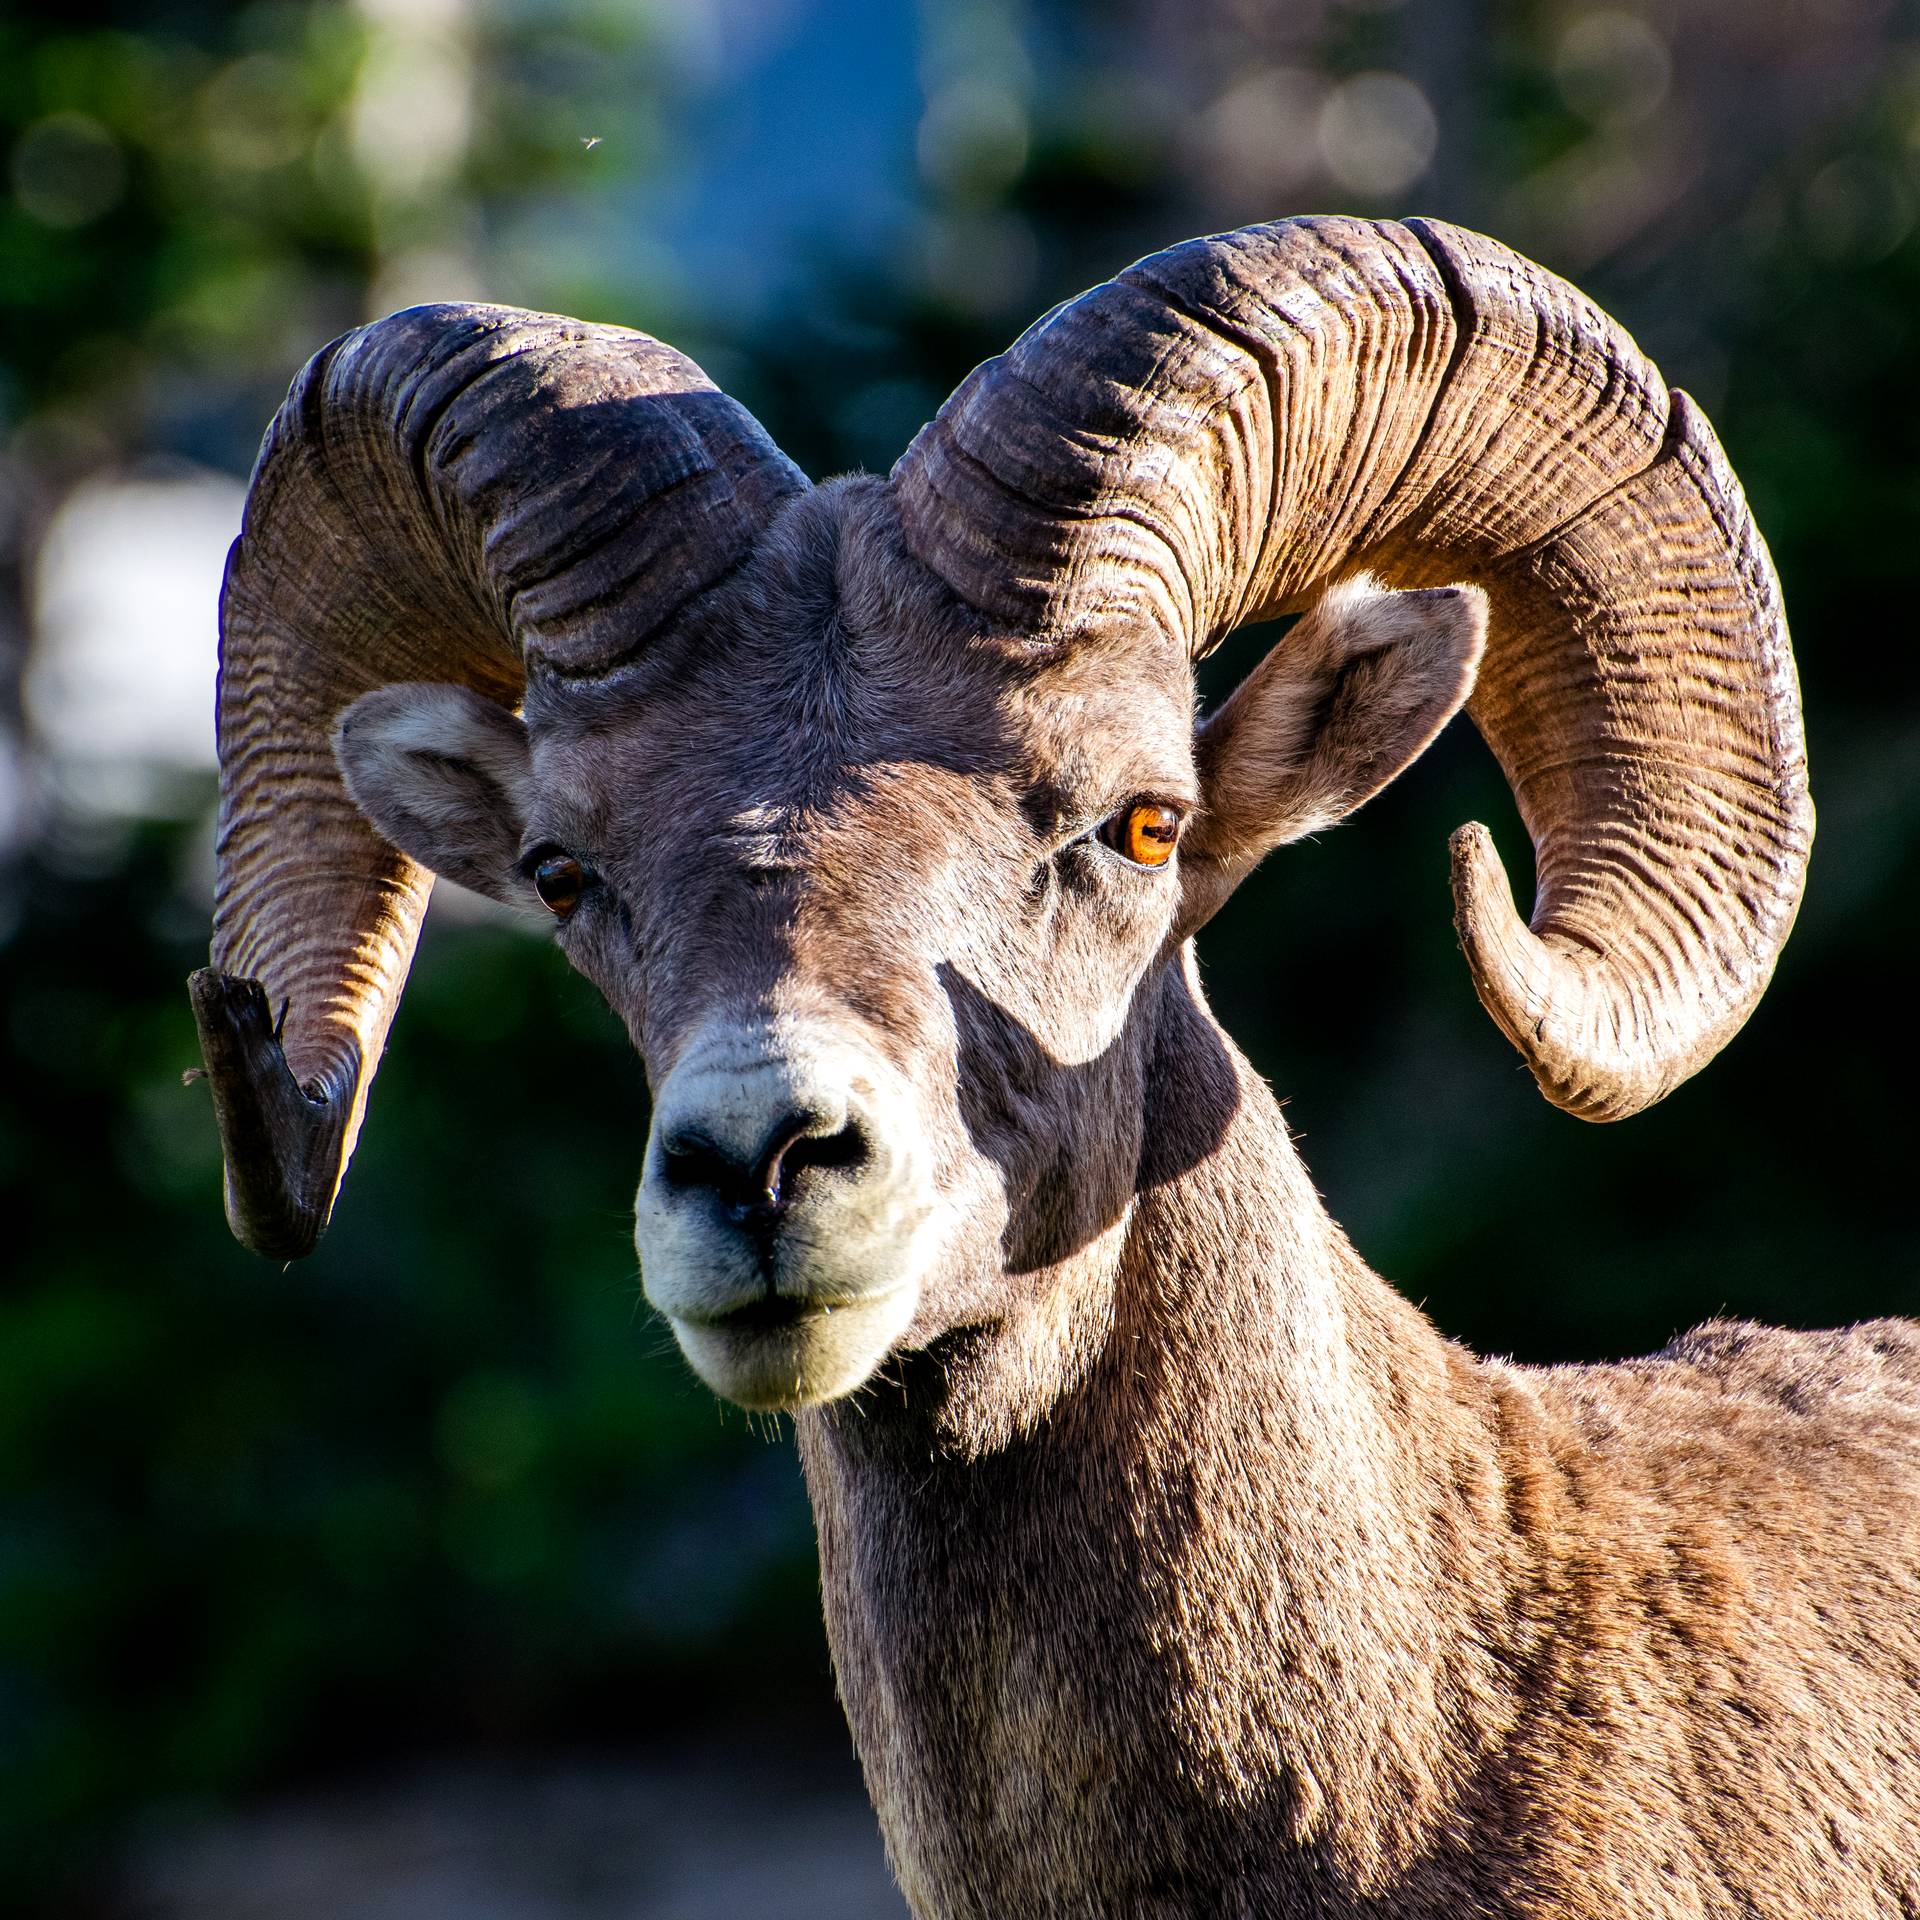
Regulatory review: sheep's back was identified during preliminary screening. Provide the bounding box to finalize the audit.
[1466,1317,1920,1913]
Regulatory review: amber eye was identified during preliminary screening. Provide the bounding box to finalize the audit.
[1099,802,1183,869]
[532,852,589,918]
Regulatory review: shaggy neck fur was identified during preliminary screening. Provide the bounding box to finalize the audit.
[798,955,1536,1916]
[801,953,1920,1918]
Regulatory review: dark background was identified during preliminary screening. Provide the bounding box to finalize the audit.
[2,0,1916,1911]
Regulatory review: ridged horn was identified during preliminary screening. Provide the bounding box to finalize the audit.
[193,304,807,1257]
[892,216,1811,1122]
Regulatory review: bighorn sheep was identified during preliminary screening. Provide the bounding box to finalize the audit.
[190,216,1920,1916]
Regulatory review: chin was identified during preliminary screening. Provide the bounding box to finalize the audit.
[667,1284,919,1411]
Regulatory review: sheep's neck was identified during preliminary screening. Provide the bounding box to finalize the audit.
[799,974,1520,1913]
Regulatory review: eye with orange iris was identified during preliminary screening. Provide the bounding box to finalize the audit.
[1098,802,1184,869]
[531,851,589,919]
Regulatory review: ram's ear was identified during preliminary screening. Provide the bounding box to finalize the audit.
[1177,578,1485,936]
[333,683,534,906]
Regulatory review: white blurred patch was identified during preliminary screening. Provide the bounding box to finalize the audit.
[350,23,472,199]
[0,730,26,853]
[1554,10,1672,132]
[1317,72,1438,197]
[26,467,244,816]
[1197,68,1327,201]
[115,1747,904,1920]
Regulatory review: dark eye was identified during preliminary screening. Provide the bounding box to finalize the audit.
[1098,802,1184,869]
[532,851,589,919]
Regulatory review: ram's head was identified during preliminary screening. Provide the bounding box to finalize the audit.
[191,217,1810,1414]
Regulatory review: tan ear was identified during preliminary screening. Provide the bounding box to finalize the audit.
[1178,577,1485,933]
[333,683,536,907]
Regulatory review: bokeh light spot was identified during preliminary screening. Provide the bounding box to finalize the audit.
[1317,72,1437,197]
[1553,10,1672,130]
[11,113,127,229]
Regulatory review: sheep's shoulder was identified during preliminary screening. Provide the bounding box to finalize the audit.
[1540,1314,1920,1466]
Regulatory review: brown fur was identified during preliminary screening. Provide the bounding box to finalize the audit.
[339,477,1920,1917]
[807,1005,1920,1915]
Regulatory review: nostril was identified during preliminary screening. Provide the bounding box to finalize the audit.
[661,1133,738,1198]
[777,1117,869,1187]
[753,1113,868,1217]
[657,1113,870,1222]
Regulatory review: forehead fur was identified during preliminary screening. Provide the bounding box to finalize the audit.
[521,475,1197,813]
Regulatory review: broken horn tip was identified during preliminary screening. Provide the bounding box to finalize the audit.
[1449,820,1518,917]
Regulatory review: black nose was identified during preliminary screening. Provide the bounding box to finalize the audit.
[661,1110,870,1225]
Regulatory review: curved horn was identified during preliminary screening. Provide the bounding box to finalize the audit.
[893,217,1811,1122]
[193,304,807,1257]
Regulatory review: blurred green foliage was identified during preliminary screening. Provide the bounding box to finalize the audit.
[2,0,1918,1910]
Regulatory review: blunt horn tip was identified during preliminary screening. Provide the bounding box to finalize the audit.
[187,968,349,1260]
[1449,823,1674,1127]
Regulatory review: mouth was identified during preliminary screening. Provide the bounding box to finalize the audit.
[686,1292,816,1334]
[675,1279,907,1333]
[664,1282,917,1411]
